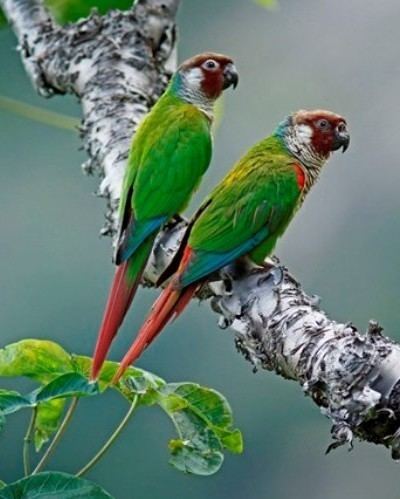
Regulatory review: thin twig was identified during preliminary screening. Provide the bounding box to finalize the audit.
[32,396,79,474]
[76,396,138,477]
[0,95,79,131]
[23,406,37,476]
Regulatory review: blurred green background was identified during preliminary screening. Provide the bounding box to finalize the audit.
[1,1,400,498]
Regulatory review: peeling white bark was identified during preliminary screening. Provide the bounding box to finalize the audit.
[3,0,400,459]
[2,0,179,232]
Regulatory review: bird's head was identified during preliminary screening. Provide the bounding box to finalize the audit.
[277,109,350,168]
[171,52,238,108]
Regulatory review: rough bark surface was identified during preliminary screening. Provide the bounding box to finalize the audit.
[3,0,400,459]
[2,0,179,231]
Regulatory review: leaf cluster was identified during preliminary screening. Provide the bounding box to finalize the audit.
[0,340,242,497]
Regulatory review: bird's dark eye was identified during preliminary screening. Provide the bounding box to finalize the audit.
[317,119,330,130]
[202,59,218,70]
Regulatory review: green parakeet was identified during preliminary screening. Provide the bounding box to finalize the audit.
[113,109,350,382]
[91,52,239,379]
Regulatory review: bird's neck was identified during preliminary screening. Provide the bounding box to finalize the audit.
[169,73,214,120]
[275,120,328,196]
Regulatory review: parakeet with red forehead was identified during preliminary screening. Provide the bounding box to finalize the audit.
[112,109,350,382]
[90,52,239,380]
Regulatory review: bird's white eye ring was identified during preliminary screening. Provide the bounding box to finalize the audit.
[202,59,218,70]
[317,119,330,130]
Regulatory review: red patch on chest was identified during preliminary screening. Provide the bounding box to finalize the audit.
[293,164,306,190]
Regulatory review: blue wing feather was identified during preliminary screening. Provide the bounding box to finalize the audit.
[116,215,167,264]
[180,227,269,287]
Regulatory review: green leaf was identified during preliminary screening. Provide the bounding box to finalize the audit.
[114,375,243,475]
[0,340,243,475]
[34,398,66,451]
[158,383,243,475]
[0,390,31,438]
[0,370,98,452]
[0,390,32,442]
[32,373,98,451]
[0,481,5,490]
[164,383,243,453]
[0,472,113,498]
[254,0,278,8]
[0,390,31,415]
[74,355,164,405]
[0,374,97,450]
[0,0,137,28]
[0,340,163,447]
[167,410,224,475]
[45,0,135,24]
[0,341,90,449]
[0,340,73,382]
[34,373,99,403]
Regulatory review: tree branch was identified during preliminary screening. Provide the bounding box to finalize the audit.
[2,0,180,231]
[3,0,400,459]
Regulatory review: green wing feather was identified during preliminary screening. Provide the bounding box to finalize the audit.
[134,94,211,220]
[181,136,302,285]
[116,94,212,261]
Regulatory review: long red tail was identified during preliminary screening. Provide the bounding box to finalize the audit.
[90,260,145,380]
[112,281,197,383]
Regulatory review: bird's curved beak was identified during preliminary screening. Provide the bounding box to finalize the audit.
[332,123,350,153]
[223,63,239,90]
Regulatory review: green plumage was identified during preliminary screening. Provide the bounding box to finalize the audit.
[122,93,212,222]
[92,52,240,380]
[112,109,349,376]
[91,75,213,380]
[116,91,212,263]
[179,135,302,286]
